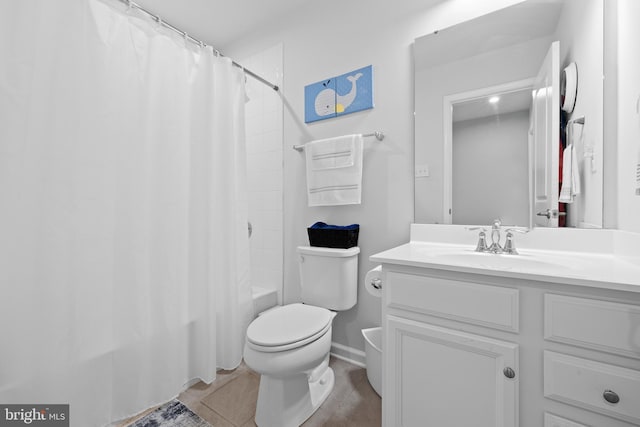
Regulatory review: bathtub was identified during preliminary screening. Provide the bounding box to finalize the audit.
[251,286,278,316]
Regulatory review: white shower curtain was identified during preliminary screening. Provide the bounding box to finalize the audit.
[0,0,253,425]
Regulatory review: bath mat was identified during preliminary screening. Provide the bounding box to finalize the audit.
[129,400,211,427]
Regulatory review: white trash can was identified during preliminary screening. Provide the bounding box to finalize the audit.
[361,327,382,397]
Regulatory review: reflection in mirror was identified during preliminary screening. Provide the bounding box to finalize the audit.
[451,88,533,227]
[414,0,604,229]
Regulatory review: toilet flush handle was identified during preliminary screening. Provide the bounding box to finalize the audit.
[299,254,305,263]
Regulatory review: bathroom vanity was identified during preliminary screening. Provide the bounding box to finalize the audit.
[371,225,640,427]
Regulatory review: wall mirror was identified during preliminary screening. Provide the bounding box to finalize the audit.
[448,85,533,227]
[414,0,604,228]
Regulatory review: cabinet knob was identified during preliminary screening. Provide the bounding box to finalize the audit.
[503,367,516,379]
[603,389,620,404]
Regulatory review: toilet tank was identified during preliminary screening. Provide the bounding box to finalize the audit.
[297,246,359,311]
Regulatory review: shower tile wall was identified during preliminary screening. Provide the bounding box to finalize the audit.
[244,43,284,303]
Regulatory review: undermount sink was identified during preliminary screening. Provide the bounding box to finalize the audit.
[412,245,583,272]
[427,251,565,270]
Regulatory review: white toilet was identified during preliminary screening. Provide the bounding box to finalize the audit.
[243,245,359,427]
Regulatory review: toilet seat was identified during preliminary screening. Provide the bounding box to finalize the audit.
[246,303,332,352]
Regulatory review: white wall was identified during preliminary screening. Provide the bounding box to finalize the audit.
[244,44,284,303]
[227,0,525,354]
[554,0,604,228]
[611,0,640,232]
[453,111,530,226]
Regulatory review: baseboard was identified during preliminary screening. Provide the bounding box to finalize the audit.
[330,341,366,368]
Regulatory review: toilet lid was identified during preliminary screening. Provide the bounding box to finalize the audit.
[246,303,332,349]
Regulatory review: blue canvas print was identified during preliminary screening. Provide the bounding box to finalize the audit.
[305,78,337,123]
[304,65,374,123]
[335,65,373,116]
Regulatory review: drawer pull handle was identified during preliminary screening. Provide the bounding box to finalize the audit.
[603,389,620,404]
[503,367,516,379]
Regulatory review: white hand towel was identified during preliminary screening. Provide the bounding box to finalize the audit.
[306,134,363,206]
[559,144,580,203]
[308,136,355,170]
[571,143,581,197]
[559,144,573,203]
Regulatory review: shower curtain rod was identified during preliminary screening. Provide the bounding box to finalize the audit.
[116,0,279,92]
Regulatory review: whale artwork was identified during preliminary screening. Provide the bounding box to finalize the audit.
[313,79,337,118]
[314,72,362,116]
[304,65,374,123]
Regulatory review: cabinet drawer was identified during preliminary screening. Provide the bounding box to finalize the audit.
[544,351,640,424]
[544,294,640,359]
[386,271,519,332]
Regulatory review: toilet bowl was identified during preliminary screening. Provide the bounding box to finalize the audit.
[243,246,359,427]
[244,303,337,427]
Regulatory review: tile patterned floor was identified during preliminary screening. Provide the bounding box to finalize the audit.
[178,356,382,427]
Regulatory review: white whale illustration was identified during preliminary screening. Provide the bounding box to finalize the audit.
[314,72,363,117]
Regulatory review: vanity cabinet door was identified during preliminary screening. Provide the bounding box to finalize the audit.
[385,315,519,427]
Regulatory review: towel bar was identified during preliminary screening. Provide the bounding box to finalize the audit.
[293,131,384,152]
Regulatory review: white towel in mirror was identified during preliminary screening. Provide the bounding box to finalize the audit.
[559,144,580,203]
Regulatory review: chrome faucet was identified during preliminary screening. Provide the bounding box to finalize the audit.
[468,219,529,255]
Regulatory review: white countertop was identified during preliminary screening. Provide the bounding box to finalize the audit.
[370,225,640,293]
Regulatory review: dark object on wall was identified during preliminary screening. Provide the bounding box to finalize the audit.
[307,222,359,249]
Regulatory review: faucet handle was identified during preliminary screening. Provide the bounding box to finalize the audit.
[503,233,518,255]
[503,227,529,255]
[504,227,530,234]
[466,227,488,252]
[503,232,518,255]
[474,231,489,252]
